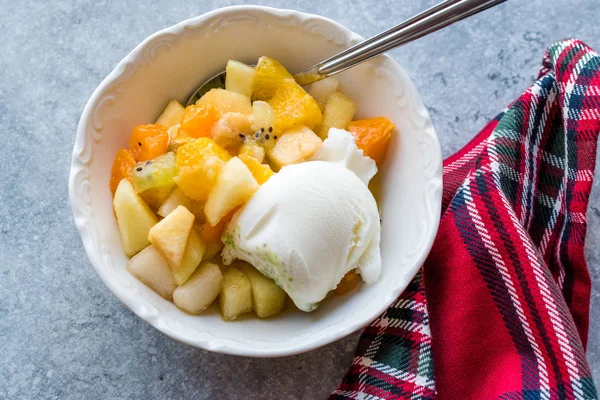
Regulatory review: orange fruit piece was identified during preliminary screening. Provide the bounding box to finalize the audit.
[268,79,322,132]
[174,138,230,202]
[200,210,235,242]
[180,104,220,138]
[129,124,169,161]
[238,154,274,185]
[253,56,294,101]
[332,269,360,296]
[109,148,136,195]
[347,117,395,164]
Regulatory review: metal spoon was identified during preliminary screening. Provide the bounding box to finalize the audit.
[187,0,506,106]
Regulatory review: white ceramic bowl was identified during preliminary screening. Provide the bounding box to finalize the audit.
[69,6,442,357]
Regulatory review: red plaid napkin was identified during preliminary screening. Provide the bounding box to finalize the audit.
[331,40,600,399]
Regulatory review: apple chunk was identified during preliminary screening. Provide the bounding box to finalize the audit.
[220,267,253,321]
[174,229,207,286]
[267,125,323,168]
[241,264,286,318]
[148,205,194,271]
[126,245,177,300]
[173,262,223,314]
[204,157,259,226]
[113,179,158,256]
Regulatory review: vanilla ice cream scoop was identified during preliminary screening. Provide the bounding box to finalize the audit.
[221,159,381,312]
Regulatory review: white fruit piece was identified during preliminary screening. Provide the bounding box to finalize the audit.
[210,112,251,149]
[249,101,275,133]
[219,267,253,321]
[155,100,185,128]
[267,125,323,168]
[318,92,357,139]
[225,60,256,98]
[308,78,339,111]
[174,229,207,286]
[204,157,259,226]
[238,141,266,163]
[113,179,159,256]
[148,205,195,271]
[157,187,204,223]
[196,88,252,115]
[241,264,287,318]
[173,262,223,314]
[126,245,177,300]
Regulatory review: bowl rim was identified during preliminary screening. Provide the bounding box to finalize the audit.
[69,4,442,357]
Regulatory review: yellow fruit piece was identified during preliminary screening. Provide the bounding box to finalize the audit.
[319,92,357,139]
[139,185,174,211]
[204,157,259,226]
[210,112,251,149]
[155,100,185,128]
[174,138,231,202]
[225,60,256,98]
[240,264,286,318]
[173,262,223,314]
[220,267,253,321]
[196,88,252,116]
[267,125,323,168]
[238,141,266,163]
[113,179,158,257]
[268,79,322,132]
[148,205,195,271]
[175,229,207,286]
[253,56,294,101]
[239,154,274,184]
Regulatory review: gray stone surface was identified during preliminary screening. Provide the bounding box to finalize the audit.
[0,0,598,398]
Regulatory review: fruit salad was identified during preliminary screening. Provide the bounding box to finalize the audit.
[110,56,395,320]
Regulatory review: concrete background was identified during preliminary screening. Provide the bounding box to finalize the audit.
[1,0,598,398]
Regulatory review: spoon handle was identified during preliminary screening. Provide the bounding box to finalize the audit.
[294,0,507,85]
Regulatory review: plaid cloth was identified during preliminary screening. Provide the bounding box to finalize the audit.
[331,39,600,400]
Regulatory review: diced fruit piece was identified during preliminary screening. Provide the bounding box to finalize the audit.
[168,124,194,152]
[203,242,224,261]
[179,104,220,138]
[148,205,195,271]
[173,262,223,314]
[204,157,259,226]
[196,88,252,116]
[309,78,339,111]
[249,101,275,133]
[109,149,136,195]
[225,60,256,98]
[220,267,253,320]
[210,112,251,149]
[253,56,294,101]
[347,117,395,164]
[140,185,174,211]
[238,141,266,162]
[240,264,286,318]
[174,138,230,202]
[318,92,357,139]
[155,100,185,128]
[113,180,158,256]
[267,125,323,168]
[129,124,169,161]
[174,229,207,285]
[332,269,360,295]
[269,79,322,132]
[157,186,191,217]
[131,152,177,193]
[239,154,274,185]
[126,245,177,300]
[200,210,234,243]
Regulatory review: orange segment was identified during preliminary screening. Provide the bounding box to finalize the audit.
[253,56,294,101]
[109,149,136,195]
[174,138,230,202]
[332,269,360,295]
[268,79,322,132]
[129,124,169,161]
[200,210,235,242]
[347,117,395,164]
[239,154,274,184]
[179,104,220,138]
